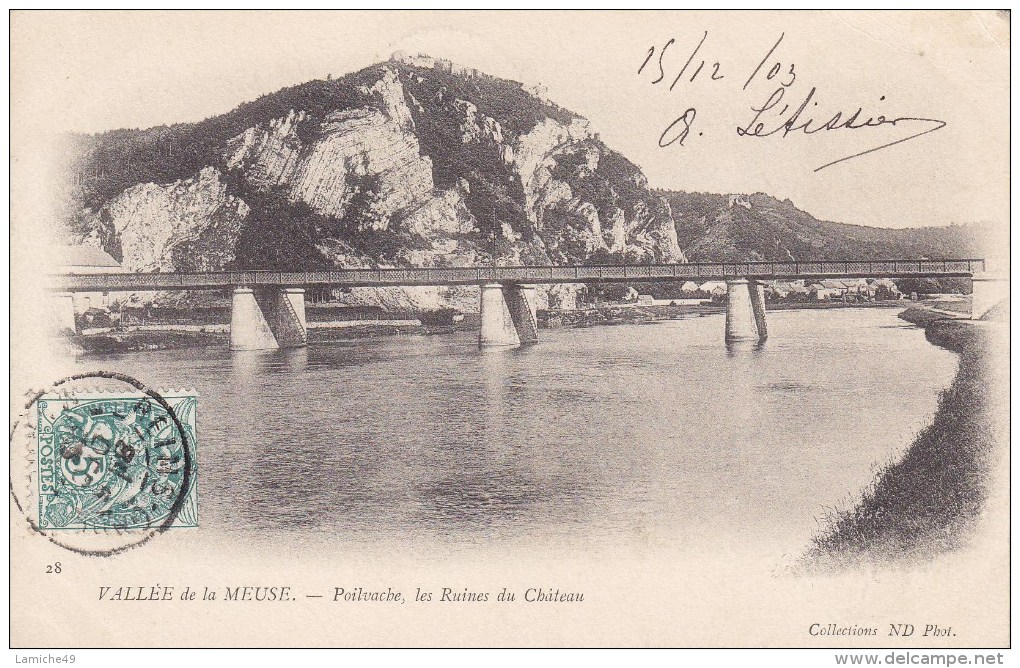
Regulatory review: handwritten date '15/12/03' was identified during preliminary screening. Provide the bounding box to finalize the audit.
[637,32,946,172]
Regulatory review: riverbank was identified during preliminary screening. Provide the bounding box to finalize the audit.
[801,303,1007,570]
[540,303,723,328]
[70,330,228,354]
[69,299,919,353]
[540,299,906,328]
[70,320,478,354]
[764,300,906,311]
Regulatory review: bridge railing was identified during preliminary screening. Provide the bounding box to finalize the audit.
[48,258,986,292]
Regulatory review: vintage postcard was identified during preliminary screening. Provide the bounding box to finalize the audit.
[8,10,1010,651]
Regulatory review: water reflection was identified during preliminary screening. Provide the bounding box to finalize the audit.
[725,339,768,356]
[77,309,958,555]
[229,348,289,381]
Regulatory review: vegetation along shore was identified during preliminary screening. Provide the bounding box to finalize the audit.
[802,300,1008,569]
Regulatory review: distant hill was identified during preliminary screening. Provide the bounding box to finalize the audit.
[659,191,983,263]
[55,53,982,308]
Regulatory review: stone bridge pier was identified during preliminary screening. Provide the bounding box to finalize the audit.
[50,292,77,334]
[725,278,768,343]
[479,283,539,348]
[230,287,307,351]
[971,271,1009,320]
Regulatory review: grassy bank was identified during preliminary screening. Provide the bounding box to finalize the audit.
[72,321,475,355]
[802,305,1006,569]
[541,303,723,328]
[764,299,906,311]
[541,299,906,328]
[72,330,227,354]
[309,321,476,341]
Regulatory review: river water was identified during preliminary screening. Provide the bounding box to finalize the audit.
[76,307,957,562]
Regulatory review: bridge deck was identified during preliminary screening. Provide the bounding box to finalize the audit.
[50,259,986,292]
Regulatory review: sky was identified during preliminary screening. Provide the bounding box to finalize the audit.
[10,10,1010,231]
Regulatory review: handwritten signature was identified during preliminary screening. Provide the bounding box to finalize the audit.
[637,32,946,172]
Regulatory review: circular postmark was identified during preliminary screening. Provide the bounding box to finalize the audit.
[10,371,197,556]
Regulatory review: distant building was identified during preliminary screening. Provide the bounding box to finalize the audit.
[636,294,655,305]
[699,281,727,297]
[819,279,848,292]
[869,278,901,300]
[767,282,793,299]
[680,281,701,294]
[60,245,122,274]
[813,279,856,300]
[57,244,123,313]
[807,283,831,300]
[839,278,873,299]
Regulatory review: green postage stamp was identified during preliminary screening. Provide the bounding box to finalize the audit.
[35,391,198,530]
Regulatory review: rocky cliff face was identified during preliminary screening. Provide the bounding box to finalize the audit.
[60,55,687,310]
[81,166,250,272]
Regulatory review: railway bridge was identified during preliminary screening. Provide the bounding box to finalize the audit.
[48,259,998,350]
